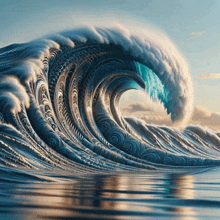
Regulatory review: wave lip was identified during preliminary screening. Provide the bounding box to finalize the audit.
[0,24,219,173]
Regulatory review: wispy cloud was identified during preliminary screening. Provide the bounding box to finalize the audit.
[190,31,205,37]
[191,106,211,120]
[190,106,220,131]
[175,30,206,44]
[122,101,150,113]
[141,114,172,126]
[196,73,220,79]
[140,105,220,129]
[122,104,220,131]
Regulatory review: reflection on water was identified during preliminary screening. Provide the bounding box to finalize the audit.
[1,170,220,219]
[165,174,197,220]
[166,174,194,199]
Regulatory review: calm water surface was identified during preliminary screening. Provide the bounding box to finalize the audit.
[1,168,220,220]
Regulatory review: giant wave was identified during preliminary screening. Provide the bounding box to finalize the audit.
[0,24,220,178]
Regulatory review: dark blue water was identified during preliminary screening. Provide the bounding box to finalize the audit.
[1,168,220,220]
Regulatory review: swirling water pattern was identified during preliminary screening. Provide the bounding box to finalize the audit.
[0,25,220,176]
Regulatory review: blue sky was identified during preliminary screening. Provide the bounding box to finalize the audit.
[1,0,220,116]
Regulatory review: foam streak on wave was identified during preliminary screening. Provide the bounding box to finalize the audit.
[0,24,219,175]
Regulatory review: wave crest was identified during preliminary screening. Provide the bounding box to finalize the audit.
[0,24,219,172]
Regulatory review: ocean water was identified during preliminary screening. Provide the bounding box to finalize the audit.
[0,25,220,219]
[1,168,220,219]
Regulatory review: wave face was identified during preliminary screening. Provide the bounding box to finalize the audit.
[0,25,220,175]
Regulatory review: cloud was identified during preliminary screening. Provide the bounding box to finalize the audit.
[190,106,220,131]
[122,104,220,131]
[140,105,220,129]
[177,30,205,43]
[122,101,150,113]
[196,73,220,79]
[141,114,172,126]
[191,106,211,120]
[121,92,166,115]
[121,100,172,126]
[190,31,205,37]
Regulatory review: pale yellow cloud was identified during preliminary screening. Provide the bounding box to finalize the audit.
[122,101,150,112]
[191,106,211,120]
[141,114,172,126]
[122,102,220,131]
[190,31,205,37]
[196,73,220,79]
[189,106,220,131]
